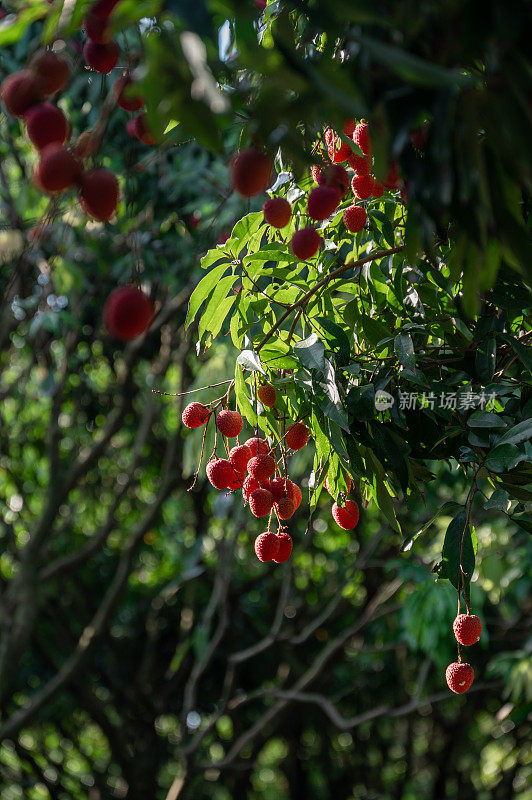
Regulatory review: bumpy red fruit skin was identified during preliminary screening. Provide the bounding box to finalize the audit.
[453,614,482,646]
[227,469,246,491]
[206,458,233,490]
[286,422,310,450]
[1,70,42,117]
[332,500,359,530]
[445,662,474,694]
[257,384,276,407]
[269,477,287,501]
[263,197,291,228]
[276,496,295,520]
[312,164,349,195]
[25,103,67,151]
[254,531,280,562]
[325,128,351,163]
[347,152,370,175]
[325,473,352,496]
[244,437,269,456]
[216,409,243,438]
[83,40,120,73]
[231,148,272,197]
[133,112,156,145]
[372,179,384,198]
[242,475,260,502]
[248,454,276,483]
[273,531,292,563]
[307,185,341,221]
[291,228,321,260]
[351,174,374,200]
[79,168,119,221]
[249,488,274,517]
[103,286,154,341]
[114,75,144,111]
[29,51,69,96]
[84,12,110,43]
[343,204,367,233]
[182,402,210,428]
[229,444,252,473]
[286,479,302,509]
[353,122,371,157]
[36,144,82,193]
[343,118,357,137]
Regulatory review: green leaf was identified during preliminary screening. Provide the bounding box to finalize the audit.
[198,277,238,343]
[475,338,496,383]
[186,261,231,329]
[402,501,461,551]
[315,317,351,364]
[234,364,258,428]
[467,411,506,429]
[484,489,510,512]
[394,333,416,370]
[438,509,475,600]
[373,476,400,533]
[293,333,326,370]
[495,419,532,447]
[499,333,532,375]
[485,444,529,473]
[236,350,265,374]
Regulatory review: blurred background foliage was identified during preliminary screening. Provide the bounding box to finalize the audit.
[0,1,531,799]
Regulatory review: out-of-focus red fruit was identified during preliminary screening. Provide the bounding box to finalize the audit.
[83,11,111,43]
[103,286,154,341]
[383,162,400,191]
[410,126,428,151]
[307,185,341,220]
[263,197,291,228]
[1,70,42,117]
[291,227,321,260]
[91,0,121,18]
[255,0,267,10]
[29,50,69,95]
[273,531,292,563]
[36,143,82,193]
[83,40,120,73]
[231,148,272,197]
[114,74,145,111]
[372,179,384,198]
[24,103,68,150]
[133,112,156,145]
[79,168,119,222]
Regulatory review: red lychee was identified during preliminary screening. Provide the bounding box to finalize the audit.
[257,384,276,407]
[307,185,341,221]
[255,0,267,10]
[325,473,352,496]
[244,437,269,456]
[247,454,276,483]
[291,228,321,260]
[91,0,121,17]
[383,162,400,191]
[347,152,370,175]
[453,614,482,646]
[29,50,69,96]
[36,144,82,193]
[343,204,367,233]
[182,402,210,428]
[351,174,374,200]
[24,103,68,151]
[285,422,310,450]
[269,477,287,501]
[325,128,350,163]
[227,469,246,491]
[206,458,233,490]
[83,40,120,73]
[231,148,272,197]
[114,74,145,112]
[83,11,111,43]
[273,531,292,563]
[242,475,260,502]
[312,164,349,196]
[103,286,154,341]
[372,179,384,198]
[254,531,280,562]
[287,479,302,510]
[229,444,252,473]
[249,487,274,517]
[1,70,42,117]
[445,662,474,694]
[353,121,371,157]
[343,118,357,137]
[79,168,119,221]
[216,409,243,438]
[332,500,359,530]
[275,496,295,520]
[133,112,156,145]
[263,197,291,228]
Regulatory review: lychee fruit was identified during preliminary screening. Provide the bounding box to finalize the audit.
[24,103,68,151]
[182,402,210,428]
[348,152,370,175]
[269,477,287,501]
[351,174,374,200]
[445,662,474,694]
[285,422,310,450]
[325,128,350,163]
[372,179,384,198]
[1,70,43,117]
[273,531,292,563]
[254,531,280,562]
[114,74,144,112]
[216,409,243,438]
[79,168,119,222]
[29,50,69,96]
[83,40,120,73]
[206,458,233,490]
[276,496,295,520]
[244,437,269,456]
[242,475,260,502]
[103,286,154,341]
[343,118,357,137]
[91,0,121,17]
[255,0,267,10]
[227,469,246,491]
[229,444,252,473]
[83,11,111,43]
[287,479,302,510]
[249,487,274,517]
[36,143,82,193]
[231,148,272,197]
[317,164,350,195]
[325,473,352,496]
[257,384,276,407]
[291,228,321,260]
[332,500,359,530]
[247,454,276,483]
[343,204,367,233]
[453,614,482,646]
[383,162,400,191]
[307,185,341,221]
[74,130,99,158]
[263,196,291,228]
[133,112,156,145]
[353,121,371,157]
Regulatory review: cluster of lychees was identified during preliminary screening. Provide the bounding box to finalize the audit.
[230,118,400,259]
[445,612,482,694]
[181,384,359,564]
